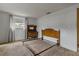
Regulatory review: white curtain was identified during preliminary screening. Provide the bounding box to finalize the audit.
[9,15,14,42]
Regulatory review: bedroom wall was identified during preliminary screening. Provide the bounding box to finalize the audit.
[0,11,10,43]
[37,5,77,52]
[27,18,37,25]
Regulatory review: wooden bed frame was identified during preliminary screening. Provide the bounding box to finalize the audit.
[42,28,60,45]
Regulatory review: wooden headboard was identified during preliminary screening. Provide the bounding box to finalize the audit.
[42,28,60,42]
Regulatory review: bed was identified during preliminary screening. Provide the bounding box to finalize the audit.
[24,28,60,56]
[42,28,60,45]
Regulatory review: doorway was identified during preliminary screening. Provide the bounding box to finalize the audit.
[77,8,79,49]
[10,16,27,42]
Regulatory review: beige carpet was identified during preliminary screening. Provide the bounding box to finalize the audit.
[39,46,79,56]
[0,41,79,56]
[0,41,34,56]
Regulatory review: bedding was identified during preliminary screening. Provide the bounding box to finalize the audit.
[39,46,64,56]
[24,40,55,55]
[0,42,34,56]
[43,36,58,45]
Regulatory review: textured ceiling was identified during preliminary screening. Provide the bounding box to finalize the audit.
[0,3,76,18]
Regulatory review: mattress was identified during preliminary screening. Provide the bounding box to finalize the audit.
[24,40,54,55]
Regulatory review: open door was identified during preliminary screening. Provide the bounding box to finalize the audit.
[77,8,79,49]
[10,16,27,42]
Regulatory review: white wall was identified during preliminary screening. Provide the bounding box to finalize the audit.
[37,5,77,52]
[27,18,37,25]
[0,12,10,43]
